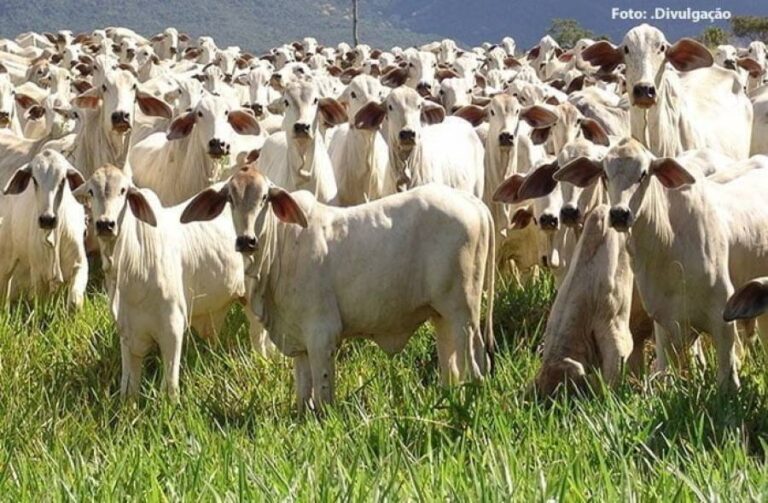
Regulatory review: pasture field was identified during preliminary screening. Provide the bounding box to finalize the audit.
[1,275,768,500]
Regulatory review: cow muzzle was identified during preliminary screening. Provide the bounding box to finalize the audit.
[609,207,632,231]
[95,219,117,237]
[632,83,657,108]
[539,213,559,231]
[724,59,737,70]
[416,82,432,97]
[235,235,258,254]
[398,129,416,147]
[0,112,10,127]
[250,103,264,118]
[111,111,131,133]
[208,138,230,159]
[38,213,58,230]
[293,122,311,139]
[498,131,515,147]
[559,205,581,227]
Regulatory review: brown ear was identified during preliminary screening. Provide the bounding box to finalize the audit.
[650,158,696,189]
[127,188,157,226]
[475,74,487,89]
[15,93,38,109]
[666,38,713,72]
[381,67,408,88]
[724,278,768,322]
[167,111,197,140]
[339,67,362,84]
[3,165,32,195]
[558,52,574,62]
[511,208,534,229]
[73,62,92,76]
[504,56,522,68]
[492,173,526,203]
[180,186,229,224]
[549,79,565,91]
[471,95,491,107]
[66,169,86,191]
[517,162,559,202]
[318,97,347,126]
[553,157,603,188]
[184,48,202,60]
[521,105,558,129]
[72,79,92,94]
[327,65,343,77]
[581,41,623,71]
[246,149,260,163]
[354,101,386,129]
[453,104,487,127]
[229,109,261,135]
[137,91,172,119]
[530,126,551,145]
[179,33,191,42]
[436,69,459,82]
[737,57,764,78]
[26,105,45,121]
[565,75,586,94]
[527,46,541,60]
[421,101,445,125]
[268,186,308,227]
[150,34,165,43]
[72,88,102,109]
[233,74,250,86]
[580,118,610,146]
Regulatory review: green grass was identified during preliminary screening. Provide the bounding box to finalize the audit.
[1,275,768,500]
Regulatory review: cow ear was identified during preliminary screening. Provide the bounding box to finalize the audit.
[381,67,408,88]
[650,158,695,189]
[518,162,559,202]
[318,97,347,126]
[73,88,102,109]
[3,164,32,195]
[553,157,603,188]
[229,109,261,135]
[268,186,308,228]
[167,111,197,140]
[580,118,610,146]
[504,56,522,68]
[180,186,229,224]
[565,75,586,94]
[26,105,45,121]
[666,38,713,72]
[339,67,362,85]
[137,91,172,119]
[521,105,558,129]
[471,95,491,107]
[558,52,574,62]
[127,187,157,227]
[581,41,623,71]
[511,208,534,229]
[527,46,541,60]
[354,101,386,129]
[737,57,764,78]
[15,93,38,109]
[233,74,250,86]
[65,168,86,191]
[475,73,487,89]
[72,79,92,94]
[453,104,487,127]
[492,173,526,203]
[724,278,768,322]
[530,127,551,145]
[421,101,445,125]
[246,148,260,164]
[436,68,459,82]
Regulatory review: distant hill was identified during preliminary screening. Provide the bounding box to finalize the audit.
[1,0,766,54]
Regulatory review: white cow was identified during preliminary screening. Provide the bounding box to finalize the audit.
[180,168,495,413]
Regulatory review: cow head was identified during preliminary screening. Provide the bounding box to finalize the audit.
[273,80,346,144]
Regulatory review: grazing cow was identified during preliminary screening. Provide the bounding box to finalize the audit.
[70,68,172,177]
[328,75,395,205]
[354,86,484,198]
[180,167,495,413]
[72,165,259,399]
[259,80,346,203]
[534,205,651,395]
[0,150,87,308]
[130,93,263,205]
[582,24,752,159]
[555,138,768,390]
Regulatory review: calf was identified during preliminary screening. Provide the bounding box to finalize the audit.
[181,167,495,413]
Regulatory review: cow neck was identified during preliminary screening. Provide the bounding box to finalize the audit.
[287,131,321,189]
[627,178,675,257]
[244,206,279,328]
[341,126,378,203]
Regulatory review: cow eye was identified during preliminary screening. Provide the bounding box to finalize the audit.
[120,187,127,195]
[197,111,203,118]
[388,104,393,111]
[284,100,290,107]
[88,189,94,197]
[225,110,229,115]
[624,46,629,55]
[490,109,495,116]
[314,97,318,104]
[466,89,471,94]
[638,171,647,183]
[350,91,357,99]
[101,84,107,92]
[439,90,444,95]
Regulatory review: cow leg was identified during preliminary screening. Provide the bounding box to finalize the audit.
[158,312,186,401]
[68,258,88,310]
[712,320,741,392]
[119,330,151,400]
[652,320,690,375]
[307,335,337,410]
[294,353,312,416]
[245,309,276,357]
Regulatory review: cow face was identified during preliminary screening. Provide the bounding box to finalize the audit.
[3,150,85,231]
[338,74,386,124]
[406,50,438,96]
[275,81,345,143]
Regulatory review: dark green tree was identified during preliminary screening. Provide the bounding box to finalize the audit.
[547,18,597,48]
[731,16,768,43]
[699,26,729,48]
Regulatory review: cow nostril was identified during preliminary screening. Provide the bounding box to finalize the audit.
[609,208,631,229]
[95,220,116,234]
[498,132,515,145]
[540,214,559,230]
[560,206,580,225]
[293,123,310,134]
[235,235,258,253]
[399,129,416,141]
[38,214,57,229]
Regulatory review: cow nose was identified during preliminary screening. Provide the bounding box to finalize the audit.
[632,84,656,106]
[416,82,432,96]
[293,122,311,135]
[399,129,416,143]
[126,49,135,59]
[208,138,229,156]
[724,59,736,70]
[0,111,9,124]
[111,111,130,125]
[498,131,515,146]
[560,205,581,226]
[235,235,258,253]
[38,214,57,230]
[539,214,559,231]
[250,103,264,116]
[170,47,178,55]
[609,207,632,230]
[95,219,116,236]
[224,74,233,83]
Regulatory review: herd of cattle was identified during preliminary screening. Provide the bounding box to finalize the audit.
[1,23,768,412]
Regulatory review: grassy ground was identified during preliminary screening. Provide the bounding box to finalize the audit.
[1,275,768,500]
